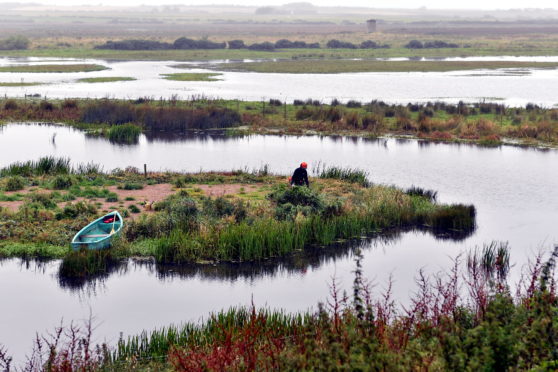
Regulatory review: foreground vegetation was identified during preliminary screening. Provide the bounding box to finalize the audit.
[0,158,475,265]
[1,97,558,147]
[3,243,558,371]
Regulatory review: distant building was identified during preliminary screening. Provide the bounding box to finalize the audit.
[366,19,377,33]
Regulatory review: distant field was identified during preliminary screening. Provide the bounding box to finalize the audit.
[214,60,558,73]
[0,64,108,73]
[3,45,558,62]
[77,76,135,83]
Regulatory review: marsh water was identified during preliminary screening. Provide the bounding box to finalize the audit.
[2,56,558,105]
[1,122,558,361]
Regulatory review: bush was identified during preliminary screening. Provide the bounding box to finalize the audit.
[405,40,424,49]
[56,202,97,219]
[248,42,275,51]
[268,185,323,214]
[39,101,54,111]
[0,35,30,50]
[52,175,74,190]
[228,39,245,49]
[326,39,357,49]
[95,39,173,50]
[4,99,18,110]
[121,182,143,190]
[4,176,25,191]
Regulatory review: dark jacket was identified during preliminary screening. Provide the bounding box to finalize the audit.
[291,167,309,186]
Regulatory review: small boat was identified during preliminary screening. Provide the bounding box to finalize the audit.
[71,211,123,250]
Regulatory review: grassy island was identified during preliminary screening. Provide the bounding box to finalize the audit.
[0,157,475,265]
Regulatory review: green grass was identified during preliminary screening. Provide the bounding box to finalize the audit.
[107,123,142,144]
[0,82,43,87]
[161,72,222,81]
[77,76,136,83]
[0,64,108,73]
[217,60,558,74]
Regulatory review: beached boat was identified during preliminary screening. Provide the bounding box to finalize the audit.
[71,211,123,250]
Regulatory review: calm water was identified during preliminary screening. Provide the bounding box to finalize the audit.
[1,57,558,105]
[1,123,558,362]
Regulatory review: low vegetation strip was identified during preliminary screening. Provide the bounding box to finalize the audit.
[5,243,558,371]
[0,64,108,73]
[0,82,43,87]
[77,76,136,83]
[0,158,476,263]
[218,60,558,73]
[161,72,222,81]
[1,98,558,147]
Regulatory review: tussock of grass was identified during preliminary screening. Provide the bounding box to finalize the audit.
[107,123,142,144]
[77,76,136,83]
[161,72,222,81]
[0,64,108,73]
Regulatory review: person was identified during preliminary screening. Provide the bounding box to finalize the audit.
[290,162,309,187]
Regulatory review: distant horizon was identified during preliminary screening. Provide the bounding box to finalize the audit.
[2,0,558,11]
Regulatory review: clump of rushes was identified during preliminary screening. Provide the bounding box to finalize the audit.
[52,175,74,190]
[0,156,72,177]
[317,165,371,187]
[405,186,438,202]
[107,123,142,144]
[58,249,117,279]
[120,182,143,190]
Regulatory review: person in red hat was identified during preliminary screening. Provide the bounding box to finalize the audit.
[290,162,309,187]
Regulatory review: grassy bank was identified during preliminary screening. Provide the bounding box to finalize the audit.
[0,82,43,87]
[215,60,558,73]
[6,243,558,371]
[0,64,108,73]
[2,97,557,148]
[0,158,476,263]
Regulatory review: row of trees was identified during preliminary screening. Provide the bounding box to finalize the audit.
[94,38,390,51]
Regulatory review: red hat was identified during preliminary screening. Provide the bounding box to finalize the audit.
[301,162,308,169]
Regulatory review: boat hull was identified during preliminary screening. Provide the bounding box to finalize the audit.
[71,211,123,250]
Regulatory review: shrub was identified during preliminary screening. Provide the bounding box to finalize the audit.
[248,42,275,51]
[39,100,54,111]
[52,175,74,190]
[121,182,143,190]
[56,202,97,219]
[268,185,323,213]
[228,39,245,49]
[346,100,362,108]
[326,39,357,49]
[0,35,30,50]
[4,176,25,191]
[128,204,141,213]
[4,99,18,110]
[405,40,424,49]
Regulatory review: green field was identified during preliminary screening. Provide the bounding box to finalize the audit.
[0,64,108,73]
[212,60,558,73]
[77,76,136,83]
[161,72,222,81]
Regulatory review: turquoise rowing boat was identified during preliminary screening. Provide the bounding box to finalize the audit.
[71,211,123,250]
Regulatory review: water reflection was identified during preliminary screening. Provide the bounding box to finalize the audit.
[53,226,475,294]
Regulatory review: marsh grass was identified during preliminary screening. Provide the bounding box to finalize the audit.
[107,123,142,144]
[0,82,43,87]
[218,60,558,74]
[161,73,222,81]
[77,76,136,83]
[0,64,108,73]
[316,165,371,187]
[58,249,119,279]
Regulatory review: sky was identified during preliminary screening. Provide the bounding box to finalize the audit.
[3,0,558,10]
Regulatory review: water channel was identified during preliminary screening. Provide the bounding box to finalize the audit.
[1,56,558,105]
[0,123,557,362]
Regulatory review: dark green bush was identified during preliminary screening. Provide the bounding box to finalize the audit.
[52,175,74,190]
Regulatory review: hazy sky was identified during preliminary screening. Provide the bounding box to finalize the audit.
[5,0,558,10]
